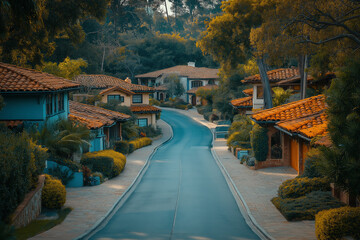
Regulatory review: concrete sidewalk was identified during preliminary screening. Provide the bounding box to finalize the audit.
[165,107,316,240]
[31,119,172,240]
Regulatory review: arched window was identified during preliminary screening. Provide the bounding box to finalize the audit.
[271,131,282,159]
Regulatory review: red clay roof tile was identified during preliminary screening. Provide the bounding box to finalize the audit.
[99,86,135,95]
[73,74,155,92]
[0,62,79,92]
[230,97,253,108]
[130,104,161,113]
[252,95,326,122]
[69,101,131,129]
[242,68,303,84]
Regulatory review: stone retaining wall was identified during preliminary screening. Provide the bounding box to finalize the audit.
[11,175,45,228]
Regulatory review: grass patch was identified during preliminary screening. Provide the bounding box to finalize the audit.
[271,191,345,221]
[15,207,72,240]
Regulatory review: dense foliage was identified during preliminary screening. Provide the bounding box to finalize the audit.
[319,56,360,197]
[82,150,126,178]
[278,177,330,199]
[0,130,47,222]
[250,124,268,162]
[315,206,360,240]
[41,175,66,209]
[272,191,345,221]
[128,137,152,153]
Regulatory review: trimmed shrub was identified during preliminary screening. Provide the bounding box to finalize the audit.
[175,104,187,110]
[129,143,135,153]
[272,191,345,221]
[203,112,212,121]
[187,104,193,109]
[128,137,152,151]
[315,206,360,240]
[247,157,255,166]
[42,175,66,209]
[81,150,126,178]
[114,141,129,155]
[278,177,330,199]
[227,131,251,149]
[92,172,104,183]
[301,148,324,178]
[240,155,249,164]
[250,124,268,162]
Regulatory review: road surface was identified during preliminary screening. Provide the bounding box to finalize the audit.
[89,110,259,240]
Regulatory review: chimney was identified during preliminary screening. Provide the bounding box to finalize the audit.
[187,62,195,67]
[125,77,132,83]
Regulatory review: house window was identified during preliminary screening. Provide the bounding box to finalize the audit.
[137,118,148,127]
[108,95,124,103]
[208,79,215,85]
[58,93,64,111]
[271,131,282,159]
[132,94,142,103]
[257,86,264,99]
[191,81,203,88]
[46,94,53,115]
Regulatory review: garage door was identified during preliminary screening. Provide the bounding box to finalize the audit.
[290,139,299,172]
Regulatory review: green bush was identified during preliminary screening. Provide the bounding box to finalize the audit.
[227,131,251,149]
[271,191,345,221]
[203,112,212,121]
[197,105,212,115]
[42,175,66,209]
[128,143,135,153]
[175,104,187,110]
[92,172,104,183]
[302,148,324,178]
[82,150,126,178]
[149,98,160,106]
[229,115,253,136]
[250,124,268,162]
[138,126,162,138]
[81,156,114,178]
[278,177,330,199]
[240,155,249,164]
[315,206,360,240]
[128,137,152,151]
[0,131,47,222]
[47,165,74,185]
[187,104,193,109]
[114,141,129,155]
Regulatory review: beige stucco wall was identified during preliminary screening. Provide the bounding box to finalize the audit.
[135,113,157,127]
[101,90,132,107]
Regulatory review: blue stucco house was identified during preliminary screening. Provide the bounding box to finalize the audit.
[0,62,79,128]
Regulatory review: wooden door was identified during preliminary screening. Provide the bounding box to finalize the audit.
[191,95,196,106]
[290,139,299,172]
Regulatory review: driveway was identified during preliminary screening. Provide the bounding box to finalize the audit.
[89,110,259,240]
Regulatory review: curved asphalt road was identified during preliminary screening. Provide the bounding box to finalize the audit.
[89,110,259,240]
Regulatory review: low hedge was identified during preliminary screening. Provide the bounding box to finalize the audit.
[315,206,360,240]
[114,141,129,155]
[81,150,126,178]
[278,177,330,199]
[128,137,152,153]
[271,191,345,221]
[42,175,66,209]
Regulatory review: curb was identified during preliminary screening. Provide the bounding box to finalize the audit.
[75,121,174,240]
[168,108,275,240]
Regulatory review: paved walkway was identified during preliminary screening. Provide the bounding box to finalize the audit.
[31,120,172,240]
[166,107,316,240]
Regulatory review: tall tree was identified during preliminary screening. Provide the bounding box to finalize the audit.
[0,0,108,66]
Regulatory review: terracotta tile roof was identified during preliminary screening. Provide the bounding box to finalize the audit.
[73,74,155,92]
[277,112,327,138]
[0,120,23,127]
[242,68,307,84]
[252,95,326,122]
[243,88,253,96]
[230,96,253,108]
[0,62,79,92]
[69,101,131,129]
[130,104,161,113]
[135,65,219,79]
[187,84,219,94]
[99,86,134,95]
